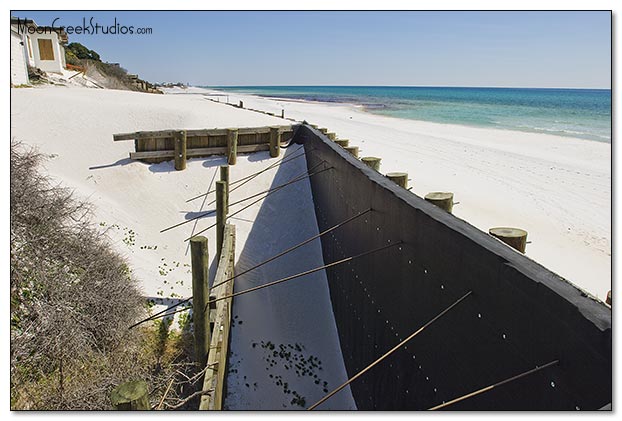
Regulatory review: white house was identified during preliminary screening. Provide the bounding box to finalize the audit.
[11,18,68,85]
[10,25,28,85]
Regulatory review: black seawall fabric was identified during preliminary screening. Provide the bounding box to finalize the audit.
[295,125,611,411]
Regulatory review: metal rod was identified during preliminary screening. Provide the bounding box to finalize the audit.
[427,359,560,410]
[128,302,191,329]
[132,242,402,328]
[307,290,473,410]
[161,158,322,233]
[210,208,372,290]
[184,147,305,203]
[135,164,331,327]
[184,164,331,241]
[205,242,402,307]
[226,163,323,208]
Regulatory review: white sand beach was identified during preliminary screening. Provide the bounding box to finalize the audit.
[10,85,355,410]
[10,84,610,408]
[200,88,612,301]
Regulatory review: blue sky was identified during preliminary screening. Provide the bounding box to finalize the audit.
[12,11,611,88]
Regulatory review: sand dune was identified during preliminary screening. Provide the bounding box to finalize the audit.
[10,85,356,410]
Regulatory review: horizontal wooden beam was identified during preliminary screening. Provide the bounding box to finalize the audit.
[129,144,271,160]
[114,125,297,141]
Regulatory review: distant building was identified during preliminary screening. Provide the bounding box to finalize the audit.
[11,17,68,85]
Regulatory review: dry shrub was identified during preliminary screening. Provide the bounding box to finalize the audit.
[10,142,198,410]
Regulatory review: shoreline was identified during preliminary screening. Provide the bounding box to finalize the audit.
[201,86,611,144]
[11,84,611,300]
[198,85,610,155]
[170,85,611,299]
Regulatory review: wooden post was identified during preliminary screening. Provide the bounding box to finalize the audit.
[226,128,238,165]
[110,380,150,410]
[319,127,329,134]
[489,227,528,253]
[344,146,359,158]
[239,100,243,108]
[281,109,285,119]
[361,156,381,171]
[386,172,408,188]
[269,126,281,158]
[327,132,336,140]
[216,181,227,256]
[190,236,210,368]
[335,139,349,147]
[174,130,187,171]
[606,290,611,306]
[220,165,229,214]
[425,192,454,213]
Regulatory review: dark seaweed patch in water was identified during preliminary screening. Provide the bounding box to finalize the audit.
[361,103,386,109]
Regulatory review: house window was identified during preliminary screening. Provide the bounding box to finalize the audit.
[37,39,54,61]
[27,37,33,58]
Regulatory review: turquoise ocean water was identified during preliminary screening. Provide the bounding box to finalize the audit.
[209,86,611,143]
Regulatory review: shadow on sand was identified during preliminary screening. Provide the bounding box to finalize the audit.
[223,146,355,410]
[89,157,134,170]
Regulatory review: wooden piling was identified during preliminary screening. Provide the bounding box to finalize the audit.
[489,227,528,253]
[269,126,281,158]
[319,127,329,134]
[174,130,187,171]
[110,380,150,410]
[425,192,454,213]
[239,100,243,108]
[335,139,349,147]
[344,146,359,158]
[361,156,381,171]
[327,132,336,140]
[220,165,229,214]
[281,109,285,119]
[216,181,227,255]
[226,128,238,165]
[386,172,408,188]
[190,236,210,368]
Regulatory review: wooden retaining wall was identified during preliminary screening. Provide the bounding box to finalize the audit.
[113,125,298,164]
[199,224,236,410]
[298,125,611,410]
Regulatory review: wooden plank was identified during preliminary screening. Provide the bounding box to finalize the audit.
[199,225,235,411]
[37,38,54,60]
[156,136,166,151]
[114,125,297,141]
[227,129,238,165]
[113,130,175,141]
[190,236,210,368]
[215,301,231,409]
[174,130,187,171]
[129,144,270,160]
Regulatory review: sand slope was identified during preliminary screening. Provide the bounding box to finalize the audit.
[10,85,355,410]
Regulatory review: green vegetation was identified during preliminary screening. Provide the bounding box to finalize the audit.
[10,142,199,410]
[64,41,161,93]
[66,42,101,61]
